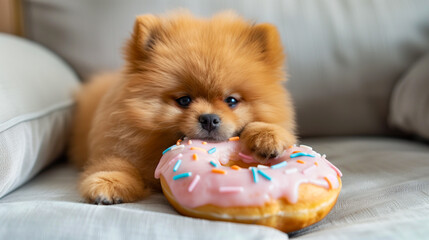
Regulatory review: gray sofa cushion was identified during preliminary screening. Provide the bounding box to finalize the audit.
[0,163,287,240]
[389,53,429,140]
[0,34,79,198]
[1,137,429,239]
[21,0,429,137]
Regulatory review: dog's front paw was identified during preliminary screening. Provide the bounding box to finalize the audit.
[79,170,148,205]
[241,122,296,163]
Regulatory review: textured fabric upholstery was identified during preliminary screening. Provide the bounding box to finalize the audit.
[389,53,429,140]
[1,137,428,239]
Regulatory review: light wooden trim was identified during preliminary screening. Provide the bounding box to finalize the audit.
[0,0,23,36]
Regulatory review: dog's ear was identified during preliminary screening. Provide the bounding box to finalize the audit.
[249,23,285,67]
[125,15,161,68]
[133,15,160,51]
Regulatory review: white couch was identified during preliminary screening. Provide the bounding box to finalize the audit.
[1,0,429,239]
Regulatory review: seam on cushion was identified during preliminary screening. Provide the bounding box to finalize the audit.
[0,100,74,133]
[0,106,72,198]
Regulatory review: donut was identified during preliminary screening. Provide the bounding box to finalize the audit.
[155,137,342,232]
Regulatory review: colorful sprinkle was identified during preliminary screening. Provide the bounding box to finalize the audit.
[202,141,207,145]
[290,152,315,158]
[211,168,226,174]
[219,186,243,193]
[297,160,306,164]
[168,154,183,165]
[188,140,193,145]
[162,145,174,155]
[173,172,192,180]
[284,168,298,174]
[257,165,269,169]
[324,176,333,189]
[257,169,272,181]
[299,145,313,150]
[176,139,182,145]
[302,165,316,175]
[190,147,207,153]
[238,152,253,160]
[287,145,293,149]
[173,159,182,172]
[322,154,327,159]
[208,147,216,154]
[228,136,240,141]
[314,161,319,166]
[188,175,200,192]
[270,161,288,169]
[292,151,301,154]
[209,161,218,167]
[192,153,198,161]
[170,145,184,151]
[251,167,259,183]
[231,165,241,171]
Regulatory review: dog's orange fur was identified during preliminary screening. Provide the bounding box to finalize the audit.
[69,11,296,204]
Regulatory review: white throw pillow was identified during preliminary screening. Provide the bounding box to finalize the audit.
[0,33,79,198]
[389,53,429,140]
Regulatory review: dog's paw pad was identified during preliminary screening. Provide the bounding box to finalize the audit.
[93,196,123,205]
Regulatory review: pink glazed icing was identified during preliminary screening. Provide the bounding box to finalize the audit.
[155,138,342,208]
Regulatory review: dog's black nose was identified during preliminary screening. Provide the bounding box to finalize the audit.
[199,114,221,132]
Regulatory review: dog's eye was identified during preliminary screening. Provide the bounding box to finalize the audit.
[176,96,192,107]
[224,96,238,108]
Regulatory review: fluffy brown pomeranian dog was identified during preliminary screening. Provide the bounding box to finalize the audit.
[69,11,296,205]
